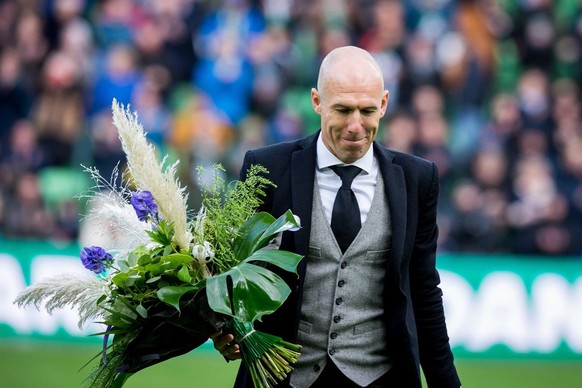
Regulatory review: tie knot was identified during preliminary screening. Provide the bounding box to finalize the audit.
[330,165,362,188]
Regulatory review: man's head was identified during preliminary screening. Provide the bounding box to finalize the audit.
[312,46,389,164]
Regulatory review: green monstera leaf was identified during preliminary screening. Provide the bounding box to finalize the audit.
[206,261,288,323]
[206,211,302,323]
[233,210,300,261]
[157,284,202,313]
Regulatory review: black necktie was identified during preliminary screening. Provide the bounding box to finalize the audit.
[330,165,362,253]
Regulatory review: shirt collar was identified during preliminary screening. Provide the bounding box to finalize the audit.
[316,133,374,174]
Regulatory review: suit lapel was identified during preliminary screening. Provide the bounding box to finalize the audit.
[291,133,318,258]
[374,143,407,264]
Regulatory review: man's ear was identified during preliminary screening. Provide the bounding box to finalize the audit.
[311,88,322,114]
[380,90,389,118]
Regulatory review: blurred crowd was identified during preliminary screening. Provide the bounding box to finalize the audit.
[1,0,582,256]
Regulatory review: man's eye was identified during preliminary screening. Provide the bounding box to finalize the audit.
[362,110,375,115]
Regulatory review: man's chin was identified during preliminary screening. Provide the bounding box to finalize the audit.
[338,150,362,164]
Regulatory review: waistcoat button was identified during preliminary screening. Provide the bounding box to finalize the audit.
[330,332,338,339]
[335,297,343,305]
[333,315,341,323]
[341,261,347,269]
[338,279,345,287]
[314,364,321,372]
[329,348,336,355]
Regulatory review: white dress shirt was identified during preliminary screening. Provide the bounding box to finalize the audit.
[316,134,379,226]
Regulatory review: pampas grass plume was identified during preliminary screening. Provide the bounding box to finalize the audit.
[14,273,107,329]
[111,99,192,250]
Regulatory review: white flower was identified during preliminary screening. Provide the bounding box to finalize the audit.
[146,241,163,251]
[192,241,215,263]
[203,241,215,262]
[290,214,301,232]
[192,244,206,262]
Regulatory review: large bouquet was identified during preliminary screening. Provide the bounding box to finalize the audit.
[14,100,303,388]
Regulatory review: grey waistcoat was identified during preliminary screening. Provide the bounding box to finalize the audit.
[290,173,393,387]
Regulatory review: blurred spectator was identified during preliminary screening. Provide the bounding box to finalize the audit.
[514,0,555,71]
[405,0,455,39]
[193,0,266,125]
[0,48,32,155]
[559,136,582,226]
[507,154,579,255]
[443,0,496,167]
[409,85,452,184]
[267,105,304,143]
[382,110,418,154]
[88,108,125,180]
[0,0,580,256]
[92,0,144,48]
[1,119,46,178]
[359,0,405,53]
[52,197,82,240]
[0,1,18,48]
[168,89,235,171]
[43,0,89,51]
[89,43,141,114]
[32,50,85,166]
[359,0,405,112]
[410,83,445,117]
[516,67,552,131]
[2,172,56,239]
[132,65,173,146]
[133,0,204,88]
[224,113,269,178]
[481,92,522,152]
[551,78,581,152]
[58,17,95,87]
[442,179,506,253]
[469,146,511,249]
[414,112,452,186]
[400,32,439,105]
[14,10,48,88]
[471,146,509,192]
[247,24,296,118]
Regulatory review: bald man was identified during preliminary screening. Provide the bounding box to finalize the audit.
[214,46,461,388]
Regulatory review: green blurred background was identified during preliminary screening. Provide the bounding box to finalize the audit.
[2,340,582,388]
[3,242,582,387]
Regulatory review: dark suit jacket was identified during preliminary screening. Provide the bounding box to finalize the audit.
[235,131,461,388]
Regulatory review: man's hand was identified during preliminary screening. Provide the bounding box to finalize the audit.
[210,330,242,360]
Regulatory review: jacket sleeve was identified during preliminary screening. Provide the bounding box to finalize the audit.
[410,162,461,388]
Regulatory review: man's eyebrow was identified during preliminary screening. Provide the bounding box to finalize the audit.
[330,103,378,110]
[330,103,350,109]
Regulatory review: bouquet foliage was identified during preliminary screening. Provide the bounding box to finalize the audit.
[14,100,303,388]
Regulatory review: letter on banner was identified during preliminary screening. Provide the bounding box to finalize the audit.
[0,254,32,334]
[439,270,474,348]
[466,271,530,352]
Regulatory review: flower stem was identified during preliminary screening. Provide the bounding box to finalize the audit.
[199,263,212,279]
[228,319,302,388]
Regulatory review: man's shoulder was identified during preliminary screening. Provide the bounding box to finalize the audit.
[248,133,318,159]
[251,139,301,156]
[375,143,434,171]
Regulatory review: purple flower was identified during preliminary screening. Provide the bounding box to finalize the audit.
[130,191,158,222]
[80,246,113,274]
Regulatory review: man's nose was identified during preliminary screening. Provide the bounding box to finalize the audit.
[347,110,364,132]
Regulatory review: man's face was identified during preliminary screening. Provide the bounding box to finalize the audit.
[312,72,388,164]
